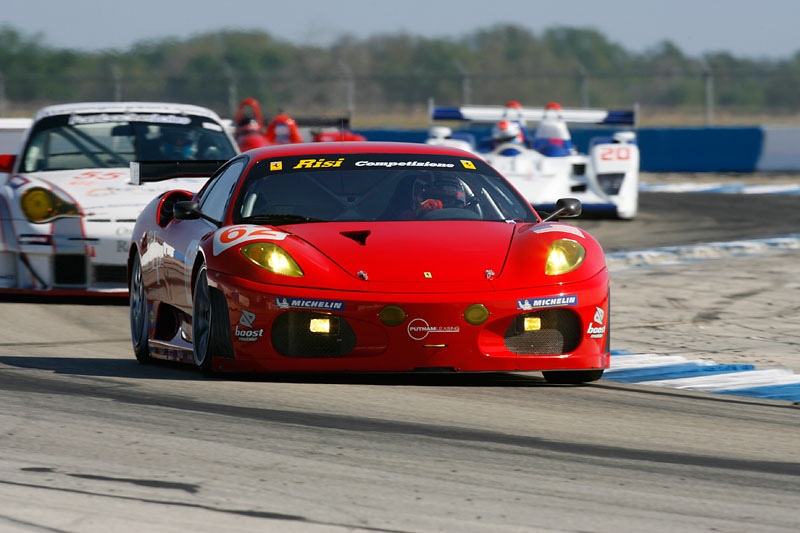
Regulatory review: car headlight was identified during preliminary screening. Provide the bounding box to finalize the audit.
[241,242,304,277]
[545,239,585,275]
[20,187,80,223]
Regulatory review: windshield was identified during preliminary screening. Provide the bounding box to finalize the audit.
[232,153,536,223]
[19,112,237,172]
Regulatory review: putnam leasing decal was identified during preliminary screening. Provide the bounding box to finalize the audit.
[407,318,460,340]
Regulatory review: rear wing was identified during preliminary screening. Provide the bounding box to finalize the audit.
[0,118,33,154]
[429,102,637,127]
[130,160,227,185]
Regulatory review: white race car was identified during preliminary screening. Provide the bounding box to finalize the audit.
[426,101,640,219]
[0,102,238,296]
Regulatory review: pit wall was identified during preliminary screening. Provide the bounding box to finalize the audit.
[358,126,800,173]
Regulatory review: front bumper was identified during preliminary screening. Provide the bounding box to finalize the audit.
[204,269,610,373]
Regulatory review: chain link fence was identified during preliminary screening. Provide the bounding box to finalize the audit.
[1,68,797,128]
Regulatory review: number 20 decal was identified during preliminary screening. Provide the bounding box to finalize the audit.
[213,225,288,256]
[599,146,632,161]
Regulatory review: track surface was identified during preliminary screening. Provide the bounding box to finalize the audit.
[1,189,799,532]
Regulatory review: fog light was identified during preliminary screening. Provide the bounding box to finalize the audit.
[378,305,406,326]
[524,316,541,331]
[464,304,489,325]
[309,318,331,333]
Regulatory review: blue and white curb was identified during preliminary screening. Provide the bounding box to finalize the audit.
[604,351,800,403]
[602,177,800,400]
[640,182,800,194]
[603,234,800,403]
[605,233,800,271]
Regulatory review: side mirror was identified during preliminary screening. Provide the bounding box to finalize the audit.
[540,198,582,222]
[173,200,221,227]
[173,200,202,220]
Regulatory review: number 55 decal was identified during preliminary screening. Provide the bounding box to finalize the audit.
[213,225,288,256]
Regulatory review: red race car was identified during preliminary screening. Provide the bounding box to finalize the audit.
[128,142,609,383]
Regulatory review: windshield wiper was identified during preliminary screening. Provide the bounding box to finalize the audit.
[240,214,324,225]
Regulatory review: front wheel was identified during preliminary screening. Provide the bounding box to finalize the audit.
[542,369,604,384]
[129,253,152,364]
[192,264,233,376]
[192,265,215,375]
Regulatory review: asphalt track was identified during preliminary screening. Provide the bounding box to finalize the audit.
[0,182,799,532]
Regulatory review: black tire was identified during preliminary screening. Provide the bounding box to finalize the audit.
[129,253,152,364]
[192,264,233,376]
[542,369,604,384]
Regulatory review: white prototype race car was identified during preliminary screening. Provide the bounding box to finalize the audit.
[0,102,238,296]
[426,101,640,219]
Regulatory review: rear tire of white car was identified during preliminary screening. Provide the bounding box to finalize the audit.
[129,253,152,364]
[542,369,604,384]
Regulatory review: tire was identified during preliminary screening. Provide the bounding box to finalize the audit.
[542,369,604,384]
[192,264,233,376]
[129,253,152,364]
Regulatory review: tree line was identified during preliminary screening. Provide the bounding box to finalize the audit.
[1,23,799,126]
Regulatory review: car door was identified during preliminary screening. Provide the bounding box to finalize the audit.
[165,158,247,310]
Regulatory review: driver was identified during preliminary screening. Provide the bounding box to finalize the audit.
[491,120,524,147]
[409,175,468,218]
[159,126,199,159]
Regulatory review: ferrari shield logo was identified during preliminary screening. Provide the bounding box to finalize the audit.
[460,160,476,170]
[270,161,283,171]
[424,272,432,278]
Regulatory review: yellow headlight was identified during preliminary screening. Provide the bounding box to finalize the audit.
[20,187,79,223]
[241,242,304,277]
[545,239,585,275]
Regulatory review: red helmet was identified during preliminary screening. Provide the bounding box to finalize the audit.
[492,120,523,144]
[413,175,468,209]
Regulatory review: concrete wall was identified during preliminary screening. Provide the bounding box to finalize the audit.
[358,125,800,173]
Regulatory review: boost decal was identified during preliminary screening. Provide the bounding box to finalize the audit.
[586,306,606,339]
[235,309,263,342]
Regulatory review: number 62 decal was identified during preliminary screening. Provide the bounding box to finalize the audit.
[213,225,288,256]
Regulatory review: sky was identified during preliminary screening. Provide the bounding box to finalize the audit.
[2,0,798,60]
